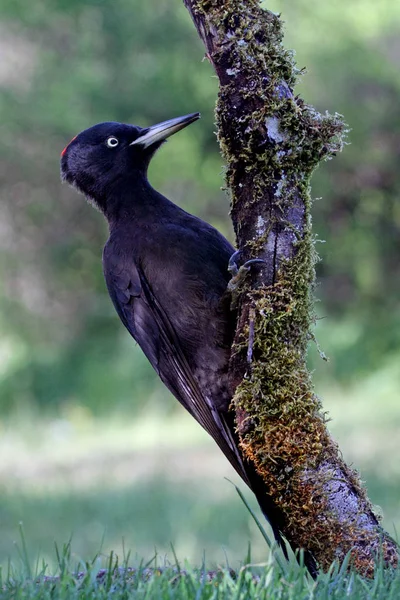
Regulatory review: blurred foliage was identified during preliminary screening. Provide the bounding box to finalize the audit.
[0,0,399,414]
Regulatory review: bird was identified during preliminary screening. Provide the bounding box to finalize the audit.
[60,113,317,575]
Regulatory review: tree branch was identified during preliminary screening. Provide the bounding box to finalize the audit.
[184,0,398,575]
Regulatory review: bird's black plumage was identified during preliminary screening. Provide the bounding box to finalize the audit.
[61,113,317,575]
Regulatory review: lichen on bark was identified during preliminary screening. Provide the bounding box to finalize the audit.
[184,0,398,575]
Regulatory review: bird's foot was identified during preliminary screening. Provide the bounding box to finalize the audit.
[227,250,266,293]
[227,251,266,361]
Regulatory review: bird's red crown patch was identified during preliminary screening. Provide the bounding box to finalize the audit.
[61,135,77,157]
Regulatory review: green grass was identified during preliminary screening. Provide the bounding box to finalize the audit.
[2,540,400,600]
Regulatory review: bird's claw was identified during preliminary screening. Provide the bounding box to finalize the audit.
[227,251,266,294]
[228,250,241,277]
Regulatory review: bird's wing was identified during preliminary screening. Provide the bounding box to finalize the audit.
[103,243,249,484]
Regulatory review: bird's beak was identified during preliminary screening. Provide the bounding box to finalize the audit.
[130,113,200,149]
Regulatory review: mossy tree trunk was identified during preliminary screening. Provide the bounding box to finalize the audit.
[183,0,398,576]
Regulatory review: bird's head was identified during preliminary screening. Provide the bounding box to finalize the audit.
[60,113,200,213]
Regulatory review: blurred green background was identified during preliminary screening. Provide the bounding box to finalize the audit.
[0,0,399,571]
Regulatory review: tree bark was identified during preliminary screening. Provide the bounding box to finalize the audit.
[183,0,398,576]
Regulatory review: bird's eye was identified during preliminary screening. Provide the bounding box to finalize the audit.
[106,137,119,148]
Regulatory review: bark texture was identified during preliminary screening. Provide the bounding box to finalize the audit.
[183,0,398,575]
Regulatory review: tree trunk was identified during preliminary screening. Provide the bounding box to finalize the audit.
[183,0,398,576]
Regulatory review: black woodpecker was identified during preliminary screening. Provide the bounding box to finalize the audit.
[61,113,317,576]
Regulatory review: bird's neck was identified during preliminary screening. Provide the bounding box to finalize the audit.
[102,174,171,229]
